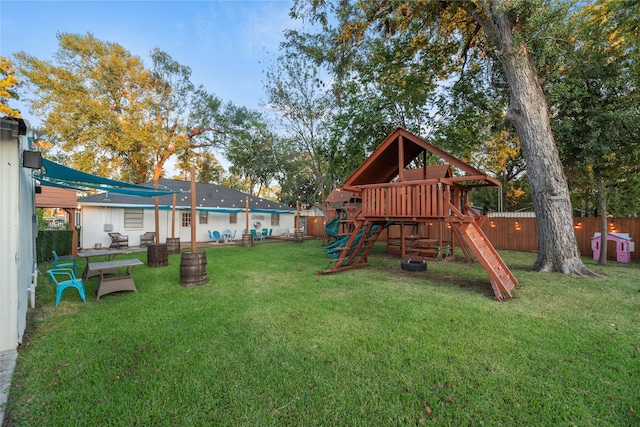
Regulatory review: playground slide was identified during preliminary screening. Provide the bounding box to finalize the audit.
[324,216,340,238]
[452,221,518,300]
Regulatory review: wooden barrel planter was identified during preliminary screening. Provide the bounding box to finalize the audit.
[241,233,253,247]
[180,251,207,287]
[166,237,181,254]
[147,243,168,268]
[293,230,304,243]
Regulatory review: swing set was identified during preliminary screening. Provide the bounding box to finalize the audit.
[321,127,518,301]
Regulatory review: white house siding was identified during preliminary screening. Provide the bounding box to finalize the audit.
[79,205,296,249]
[0,119,36,351]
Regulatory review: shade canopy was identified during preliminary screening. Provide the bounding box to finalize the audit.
[38,159,177,197]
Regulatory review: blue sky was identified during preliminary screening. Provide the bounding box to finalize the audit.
[1,0,298,126]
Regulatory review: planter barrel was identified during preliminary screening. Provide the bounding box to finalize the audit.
[148,243,168,268]
[241,233,253,247]
[166,237,181,254]
[293,230,304,243]
[180,251,208,286]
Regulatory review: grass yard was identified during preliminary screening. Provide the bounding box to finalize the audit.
[4,241,640,426]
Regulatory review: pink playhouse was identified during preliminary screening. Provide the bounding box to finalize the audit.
[591,232,635,263]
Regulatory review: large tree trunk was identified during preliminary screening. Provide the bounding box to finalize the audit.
[595,169,608,265]
[485,5,595,275]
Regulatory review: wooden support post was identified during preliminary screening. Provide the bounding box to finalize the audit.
[154,179,160,244]
[398,134,405,181]
[171,193,176,238]
[67,208,78,257]
[190,166,196,252]
[245,196,249,232]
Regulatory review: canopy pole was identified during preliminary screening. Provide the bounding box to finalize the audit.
[171,193,176,238]
[190,166,197,252]
[154,179,160,244]
[245,196,249,232]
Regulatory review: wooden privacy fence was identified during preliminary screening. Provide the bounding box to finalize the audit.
[310,215,640,260]
[481,216,640,260]
[307,217,326,237]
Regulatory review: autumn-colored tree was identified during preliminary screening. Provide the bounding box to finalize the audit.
[14,33,233,182]
[0,57,21,117]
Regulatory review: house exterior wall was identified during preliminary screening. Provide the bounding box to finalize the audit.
[0,119,36,352]
[79,206,296,249]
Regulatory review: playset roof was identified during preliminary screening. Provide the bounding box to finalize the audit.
[343,127,500,188]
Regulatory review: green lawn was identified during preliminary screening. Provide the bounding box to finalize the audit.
[4,241,639,426]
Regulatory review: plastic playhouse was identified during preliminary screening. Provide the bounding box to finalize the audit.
[591,232,635,263]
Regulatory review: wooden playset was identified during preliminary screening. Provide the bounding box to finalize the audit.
[321,127,518,300]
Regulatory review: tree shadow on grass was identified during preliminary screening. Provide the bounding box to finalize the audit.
[377,263,498,300]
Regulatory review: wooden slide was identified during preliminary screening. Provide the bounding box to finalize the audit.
[451,220,518,301]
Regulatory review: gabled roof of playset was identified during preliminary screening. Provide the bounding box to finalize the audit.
[343,127,500,188]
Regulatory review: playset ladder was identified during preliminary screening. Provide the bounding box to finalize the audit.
[451,220,518,300]
[319,220,387,274]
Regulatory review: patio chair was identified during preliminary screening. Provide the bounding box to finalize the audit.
[108,232,129,249]
[261,228,269,239]
[52,250,77,275]
[250,229,264,242]
[208,230,222,243]
[140,231,156,247]
[47,268,86,307]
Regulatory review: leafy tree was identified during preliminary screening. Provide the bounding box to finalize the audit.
[14,33,232,183]
[225,108,285,198]
[218,172,254,194]
[0,57,22,117]
[263,49,334,203]
[548,0,640,264]
[290,0,594,275]
[195,152,225,184]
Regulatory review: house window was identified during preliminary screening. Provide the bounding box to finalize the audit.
[271,214,280,226]
[182,212,191,227]
[229,213,237,224]
[199,211,208,225]
[124,209,143,229]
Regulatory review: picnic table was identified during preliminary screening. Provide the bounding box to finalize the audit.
[78,248,133,279]
[87,258,143,300]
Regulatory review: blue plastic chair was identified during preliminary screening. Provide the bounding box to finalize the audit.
[250,229,264,242]
[52,250,76,275]
[208,230,221,243]
[47,268,86,307]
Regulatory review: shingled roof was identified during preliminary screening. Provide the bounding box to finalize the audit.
[78,178,294,212]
